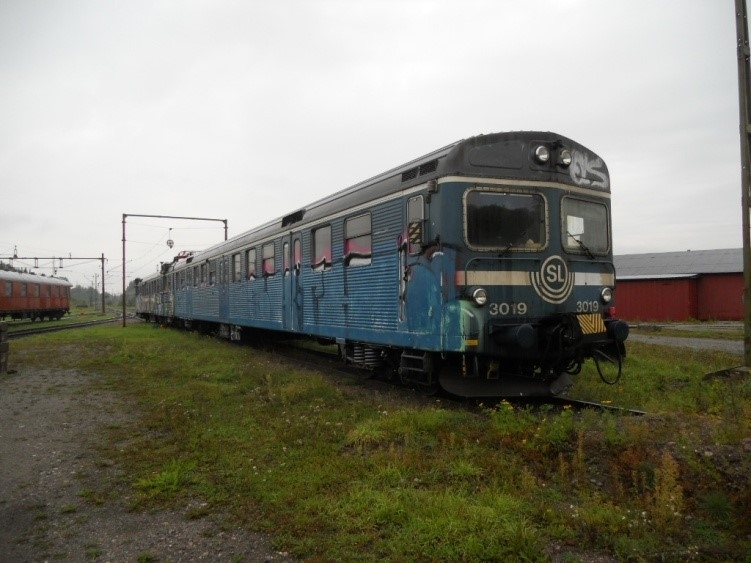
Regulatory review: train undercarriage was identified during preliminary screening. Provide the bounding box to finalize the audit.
[138,311,628,399]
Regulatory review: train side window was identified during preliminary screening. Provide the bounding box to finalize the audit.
[312,225,332,272]
[45,285,51,297]
[200,263,208,286]
[407,196,424,255]
[4,282,11,297]
[283,242,290,276]
[232,253,241,282]
[262,243,275,276]
[246,248,257,280]
[344,213,372,267]
[193,266,200,287]
[209,261,217,285]
[33,284,40,297]
[293,239,301,274]
[20,283,27,297]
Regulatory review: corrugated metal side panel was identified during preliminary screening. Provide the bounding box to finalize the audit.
[697,274,743,321]
[344,201,401,334]
[193,287,220,319]
[617,279,696,322]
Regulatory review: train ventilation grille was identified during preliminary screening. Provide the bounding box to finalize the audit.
[401,159,438,182]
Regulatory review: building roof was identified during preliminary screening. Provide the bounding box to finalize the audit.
[614,248,742,278]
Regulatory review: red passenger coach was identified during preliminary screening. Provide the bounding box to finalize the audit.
[0,270,72,321]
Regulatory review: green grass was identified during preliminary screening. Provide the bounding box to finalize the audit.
[10,324,751,561]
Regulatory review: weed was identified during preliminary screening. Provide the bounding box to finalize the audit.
[135,459,196,500]
[649,451,685,535]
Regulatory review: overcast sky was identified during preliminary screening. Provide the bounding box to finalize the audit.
[0,0,743,290]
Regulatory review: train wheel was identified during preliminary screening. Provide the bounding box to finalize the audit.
[417,381,440,396]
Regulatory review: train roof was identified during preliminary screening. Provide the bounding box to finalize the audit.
[0,269,73,286]
[143,131,608,281]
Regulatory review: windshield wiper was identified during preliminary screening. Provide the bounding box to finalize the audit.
[567,231,595,259]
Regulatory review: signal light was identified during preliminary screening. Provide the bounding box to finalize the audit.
[534,145,550,163]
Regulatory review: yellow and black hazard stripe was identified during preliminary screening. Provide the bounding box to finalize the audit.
[577,313,606,335]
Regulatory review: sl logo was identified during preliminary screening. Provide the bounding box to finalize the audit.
[530,255,574,304]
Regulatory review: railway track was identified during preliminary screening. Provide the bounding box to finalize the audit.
[6,317,122,340]
[258,336,647,415]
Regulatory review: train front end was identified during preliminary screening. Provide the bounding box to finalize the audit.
[435,133,629,397]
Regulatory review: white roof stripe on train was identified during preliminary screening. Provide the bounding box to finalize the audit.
[456,270,614,286]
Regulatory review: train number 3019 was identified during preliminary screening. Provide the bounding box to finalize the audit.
[576,300,600,313]
[488,302,528,316]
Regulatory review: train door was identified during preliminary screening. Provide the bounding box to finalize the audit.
[219,256,230,321]
[398,195,425,326]
[282,234,303,331]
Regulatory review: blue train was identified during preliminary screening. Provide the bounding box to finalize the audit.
[135,131,629,397]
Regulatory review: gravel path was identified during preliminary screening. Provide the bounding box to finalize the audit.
[0,356,295,561]
[628,333,744,355]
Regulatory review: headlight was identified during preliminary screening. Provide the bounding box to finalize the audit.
[471,287,488,306]
[559,148,572,167]
[601,287,613,304]
[534,145,550,163]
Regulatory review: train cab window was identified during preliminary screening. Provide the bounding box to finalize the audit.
[262,243,275,276]
[407,196,424,255]
[465,190,545,250]
[232,253,241,282]
[4,282,11,297]
[312,225,332,272]
[562,197,609,255]
[246,248,257,280]
[344,214,372,267]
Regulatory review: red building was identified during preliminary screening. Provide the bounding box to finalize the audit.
[614,248,743,322]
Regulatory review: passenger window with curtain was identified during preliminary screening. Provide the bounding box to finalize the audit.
[465,190,545,250]
[311,225,332,272]
[262,243,275,276]
[344,213,372,267]
[246,248,257,280]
